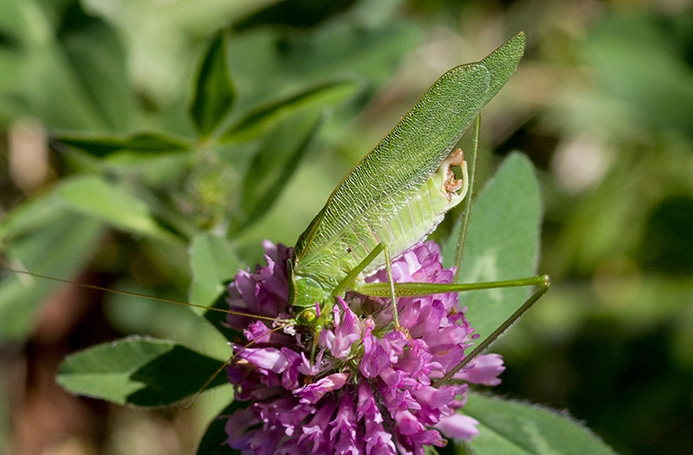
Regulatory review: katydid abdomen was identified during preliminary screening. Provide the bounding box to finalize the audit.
[295,148,468,293]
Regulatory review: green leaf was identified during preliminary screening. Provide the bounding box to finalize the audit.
[459,393,616,455]
[455,153,542,341]
[231,107,325,233]
[226,21,420,110]
[189,234,242,311]
[57,3,135,131]
[9,1,134,131]
[0,190,64,242]
[202,288,243,343]
[57,337,228,407]
[197,400,247,455]
[586,13,693,137]
[55,131,191,158]
[0,211,104,341]
[219,81,357,142]
[0,0,136,131]
[56,176,179,242]
[190,30,235,137]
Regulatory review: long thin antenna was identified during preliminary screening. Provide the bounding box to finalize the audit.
[0,265,283,322]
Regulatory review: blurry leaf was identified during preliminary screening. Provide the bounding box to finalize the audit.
[550,161,640,276]
[220,81,357,142]
[233,0,358,30]
[189,234,242,311]
[197,400,247,455]
[227,21,420,110]
[0,0,25,44]
[56,176,179,242]
[56,2,135,131]
[202,286,242,343]
[0,212,104,341]
[1,0,132,131]
[190,30,236,137]
[452,153,541,341]
[231,107,324,233]
[0,191,63,242]
[459,393,616,455]
[0,0,25,123]
[103,281,206,340]
[55,131,191,158]
[57,337,227,407]
[586,13,693,137]
[641,195,693,274]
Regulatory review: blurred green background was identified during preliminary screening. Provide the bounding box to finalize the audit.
[1,0,692,454]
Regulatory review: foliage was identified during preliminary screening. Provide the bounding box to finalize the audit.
[1,1,691,454]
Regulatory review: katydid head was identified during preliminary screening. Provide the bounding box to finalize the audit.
[288,259,329,325]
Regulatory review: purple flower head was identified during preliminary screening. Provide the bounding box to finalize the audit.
[224,241,504,454]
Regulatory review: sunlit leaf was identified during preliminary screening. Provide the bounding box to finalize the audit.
[57,337,227,407]
[452,153,542,341]
[189,234,243,311]
[458,393,616,455]
[56,176,179,242]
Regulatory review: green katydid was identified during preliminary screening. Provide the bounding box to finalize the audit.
[287,32,549,357]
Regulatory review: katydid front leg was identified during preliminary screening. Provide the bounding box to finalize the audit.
[306,242,397,361]
[357,273,551,386]
[329,242,403,330]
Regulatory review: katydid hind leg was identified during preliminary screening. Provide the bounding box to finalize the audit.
[452,114,481,281]
[332,242,386,298]
[308,241,401,361]
[433,274,551,387]
[333,242,407,332]
[382,244,401,330]
[356,274,550,297]
[355,270,552,387]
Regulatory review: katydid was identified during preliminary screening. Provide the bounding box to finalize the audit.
[288,32,549,353]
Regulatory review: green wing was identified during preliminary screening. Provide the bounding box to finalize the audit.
[294,33,526,285]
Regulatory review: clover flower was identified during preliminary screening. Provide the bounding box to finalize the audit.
[224,241,505,454]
